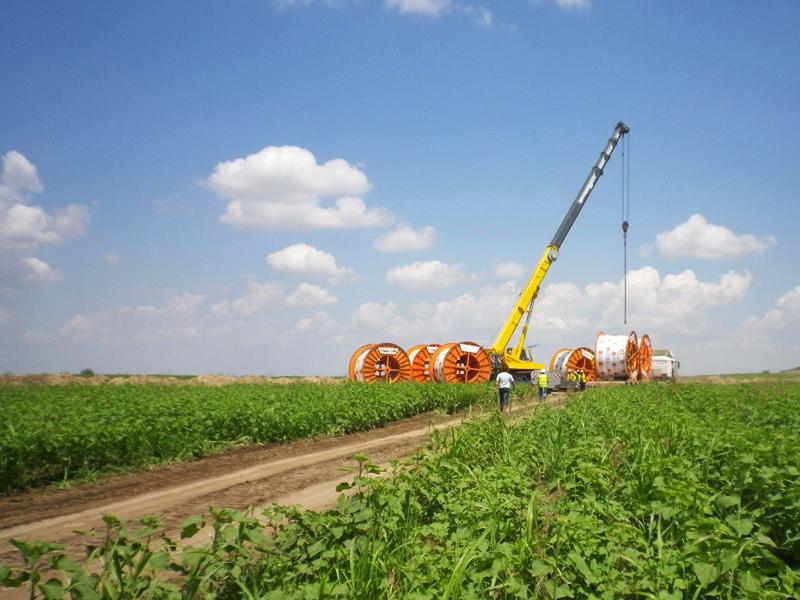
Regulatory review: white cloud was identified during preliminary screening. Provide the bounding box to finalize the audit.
[207,145,393,230]
[22,257,63,283]
[0,150,42,203]
[166,293,207,313]
[386,260,467,290]
[743,285,800,332]
[493,260,526,280]
[271,0,347,9]
[380,266,752,352]
[385,0,452,17]
[104,252,121,266]
[653,214,776,260]
[0,151,90,290]
[374,224,436,253]
[351,300,398,329]
[293,311,342,335]
[532,266,752,336]
[557,0,591,9]
[286,283,338,307]
[463,5,493,27]
[0,151,89,251]
[405,281,520,341]
[266,243,353,281]
[211,281,283,318]
[59,291,211,344]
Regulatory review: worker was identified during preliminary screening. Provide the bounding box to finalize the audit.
[495,368,514,413]
[537,370,548,402]
[567,369,576,392]
[577,369,587,392]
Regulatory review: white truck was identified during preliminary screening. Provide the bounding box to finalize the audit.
[651,349,679,381]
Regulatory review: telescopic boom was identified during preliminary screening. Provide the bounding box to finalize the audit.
[488,121,630,375]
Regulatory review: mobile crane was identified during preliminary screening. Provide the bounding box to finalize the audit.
[487,121,630,380]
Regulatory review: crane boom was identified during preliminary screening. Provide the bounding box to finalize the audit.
[489,121,630,376]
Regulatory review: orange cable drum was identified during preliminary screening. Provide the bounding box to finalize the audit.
[549,347,596,383]
[638,334,653,380]
[348,344,373,380]
[430,341,491,384]
[549,348,572,372]
[595,331,639,381]
[407,344,440,382]
[351,343,411,383]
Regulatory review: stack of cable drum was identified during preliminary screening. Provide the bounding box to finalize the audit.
[347,341,491,383]
[550,332,654,384]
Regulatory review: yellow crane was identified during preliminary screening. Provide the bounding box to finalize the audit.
[488,121,630,380]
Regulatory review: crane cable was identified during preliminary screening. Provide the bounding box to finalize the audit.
[621,133,630,324]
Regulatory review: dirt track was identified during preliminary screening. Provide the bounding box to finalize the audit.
[0,395,558,572]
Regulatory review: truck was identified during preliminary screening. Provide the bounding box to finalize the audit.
[651,350,680,381]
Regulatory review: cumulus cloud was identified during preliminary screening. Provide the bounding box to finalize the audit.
[493,260,526,280]
[166,293,207,313]
[266,243,353,281]
[652,214,776,260]
[379,266,752,353]
[21,257,63,284]
[0,151,89,251]
[286,283,338,307]
[0,151,90,289]
[207,146,393,230]
[351,300,398,329]
[557,0,590,9]
[404,281,520,341]
[385,0,452,17]
[60,292,209,343]
[386,260,467,290]
[374,224,436,253]
[531,266,752,336]
[742,285,800,332]
[211,281,283,318]
[293,311,342,336]
[463,5,493,27]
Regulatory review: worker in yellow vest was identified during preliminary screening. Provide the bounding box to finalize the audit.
[566,369,576,392]
[577,369,587,392]
[537,370,548,402]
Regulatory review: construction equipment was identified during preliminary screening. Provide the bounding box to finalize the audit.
[485,121,630,379]
[349,121,629,383]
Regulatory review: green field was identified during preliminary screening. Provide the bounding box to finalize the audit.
[3,382,800,599]
[0,381,493,493]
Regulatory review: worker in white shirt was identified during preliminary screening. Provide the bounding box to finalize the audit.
[495,368,514,413]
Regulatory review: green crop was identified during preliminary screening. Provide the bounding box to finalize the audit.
[0,382,492,493]
[3,382,800,598]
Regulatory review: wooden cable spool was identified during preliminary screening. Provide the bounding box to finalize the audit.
[406,344,440,382]
[349,343,411,383]
[430,341,491,384]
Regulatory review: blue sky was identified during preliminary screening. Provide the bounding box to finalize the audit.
[1,0,798,375]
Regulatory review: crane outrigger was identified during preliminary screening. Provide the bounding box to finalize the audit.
[487,121,630,380]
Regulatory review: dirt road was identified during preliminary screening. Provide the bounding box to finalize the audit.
[0,396,556,572]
